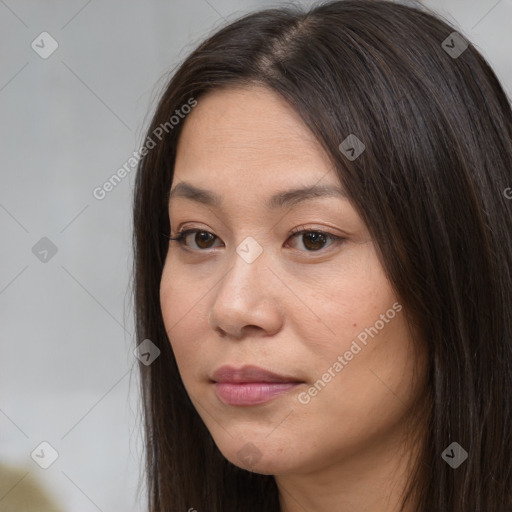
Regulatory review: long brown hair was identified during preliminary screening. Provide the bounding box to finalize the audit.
[132,1,512,510]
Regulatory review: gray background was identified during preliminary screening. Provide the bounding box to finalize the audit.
[1,0,510,510]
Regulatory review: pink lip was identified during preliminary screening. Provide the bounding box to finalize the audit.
[214,382,300,405]
[211,365,303,406]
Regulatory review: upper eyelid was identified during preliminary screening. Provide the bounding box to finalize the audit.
[172,226,336,238]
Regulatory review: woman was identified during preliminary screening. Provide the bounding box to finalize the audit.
[132,1,512,510]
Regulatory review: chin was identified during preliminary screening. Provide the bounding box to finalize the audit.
[226,453,292,475]
[215,436,303,475]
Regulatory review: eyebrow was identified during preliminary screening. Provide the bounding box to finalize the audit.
[168,181,347,210]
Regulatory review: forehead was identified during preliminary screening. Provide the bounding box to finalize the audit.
[173,84,340,196]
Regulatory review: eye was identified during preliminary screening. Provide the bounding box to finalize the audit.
[168,226,344,252]
[286,226,343,252]
[168,229,221,250]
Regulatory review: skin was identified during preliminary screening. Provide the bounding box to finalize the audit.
[160,84,428,512]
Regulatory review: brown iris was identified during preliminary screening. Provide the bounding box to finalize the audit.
[195,231,216,249]
[300,232,327,251]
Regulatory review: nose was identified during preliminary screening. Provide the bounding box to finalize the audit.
[208,245,283,340]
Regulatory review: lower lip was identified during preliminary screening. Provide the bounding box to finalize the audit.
[214,382,301,406]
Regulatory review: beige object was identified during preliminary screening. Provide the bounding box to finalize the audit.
[0,462,63,512]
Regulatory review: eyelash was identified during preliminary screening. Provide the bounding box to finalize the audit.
[167,226,345,253]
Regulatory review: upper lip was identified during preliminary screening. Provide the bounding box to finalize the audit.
[211,365,303,383]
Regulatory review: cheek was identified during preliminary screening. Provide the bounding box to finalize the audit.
[299,247,398,355]
[296,313,422,462]
[159,261,206,370]
[293,248,416,411]
[314,288,411,404]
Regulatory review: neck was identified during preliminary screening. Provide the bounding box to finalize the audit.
[275,418,425,512]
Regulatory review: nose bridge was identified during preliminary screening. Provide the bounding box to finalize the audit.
[210,234,273,319]
[219,235,268,299]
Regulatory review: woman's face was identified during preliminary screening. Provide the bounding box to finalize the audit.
[160,85,426,476]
